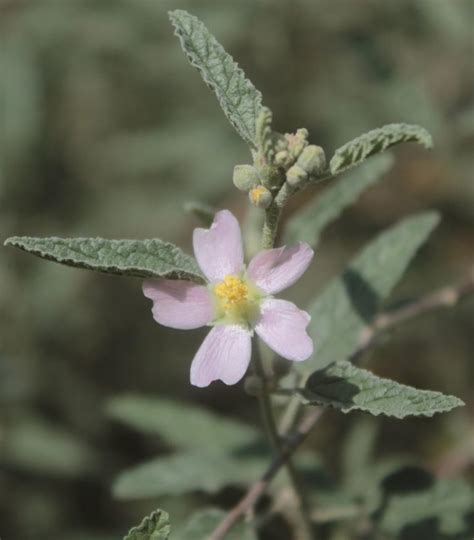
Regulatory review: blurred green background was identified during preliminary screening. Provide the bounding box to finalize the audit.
[1,1,473,538]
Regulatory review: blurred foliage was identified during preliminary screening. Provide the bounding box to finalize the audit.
[1,0,473,539]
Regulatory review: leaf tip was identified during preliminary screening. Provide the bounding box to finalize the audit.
[167,8,183,20]
[450,395,466,410]
[419,209,442,231]
[4,236,22,248]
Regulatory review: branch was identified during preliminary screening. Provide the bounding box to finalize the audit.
[209,408,323,540]
[355,267,474,357]
[252,328,313,540]
[211,269,474,539]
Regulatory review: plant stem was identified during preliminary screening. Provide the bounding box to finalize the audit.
[253,346,280,450]
[257,185,315,538]
[253,349,310,502]
[278,373,309,435]
[209,408,323,540]
[353,266,474,359]
[262,182,294,249]
[210,267,474,538]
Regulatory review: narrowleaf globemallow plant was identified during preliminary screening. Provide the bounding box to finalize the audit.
[5,9,474,540]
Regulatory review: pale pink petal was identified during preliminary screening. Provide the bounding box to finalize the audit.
[193,210,244,283]
[247,243,314,294]
[143,279,213,330]
[255,299,313,362]
[190,324,251,387]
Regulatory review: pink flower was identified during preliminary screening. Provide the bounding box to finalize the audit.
[143,210,314,387]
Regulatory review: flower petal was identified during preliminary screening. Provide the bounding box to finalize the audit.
[190,325,251,387]
[193,210,244,283]
[247,242,314,294]
[255,299,313,362]
[143,279,213,330]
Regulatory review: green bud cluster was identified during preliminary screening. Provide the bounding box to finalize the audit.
[282,128,309,167]
[233,108,327,205]
[286,145,326,187]
[232,159,280,209]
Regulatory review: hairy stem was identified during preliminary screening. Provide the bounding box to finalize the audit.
[261,182,294,249]
[353,266,474,359]
[258,183,315,539]
[253,348,313,536]
[209,409,323,540]
[253,346,281,450]
[261,169,334,249]
[210,267,474,538]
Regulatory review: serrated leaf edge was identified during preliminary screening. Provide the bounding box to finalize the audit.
[330,123,433,174]
[4,236,204,283]
[168,9,262,147]
[301,361,465,419]
[124,509,171,540]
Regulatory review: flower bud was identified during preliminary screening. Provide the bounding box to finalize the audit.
[296,145,326,177]
[244,375,264,396]
[257,163,285,189]
[233,164,259,191]
[274,134,289,153]
[274,150,289,167]
[286,164,308,187]
[285,128,309,163]
[249,186,272,209]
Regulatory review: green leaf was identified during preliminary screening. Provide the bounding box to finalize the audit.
[326,461,474,536]
[174,508,257,540]
[305,211,440,371]
[378,477,474,537]
[113,451,265,499]
[255,106,275,162]
[2,415,97,478]
[341,416,378,481]
[330,123,433,174]
[106,394,260,452]
[184,201,216,226]
[301,360,464,418]
[4,237,204,282]
[285,153,393,247]
[169,10,262,147]
[124,509,170,540]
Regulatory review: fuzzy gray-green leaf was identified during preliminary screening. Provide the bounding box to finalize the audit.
[124,509,170,540]
[330,123,433,174]
[304,211,440,371]
[4,236,204,282]
[113,451,265,499]
[3,415,97,478]
[169,10,262,147]
[106,394,259,452]
[286,153,393,247]
[301,360,464,418]
[379,478,473,536]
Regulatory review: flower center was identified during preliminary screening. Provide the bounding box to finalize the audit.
[214,275,249,311]
[212,274,263,327]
